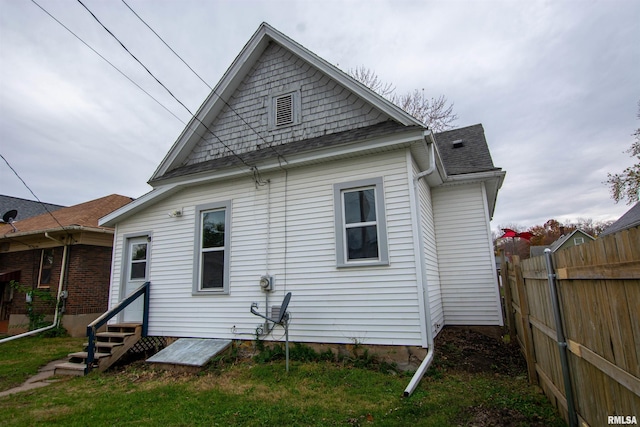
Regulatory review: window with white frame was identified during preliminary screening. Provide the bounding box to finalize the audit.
[334,178,388,267]
[194,201,231,294]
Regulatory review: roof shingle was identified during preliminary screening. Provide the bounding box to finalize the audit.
[433,124,500,175]
[0,194,133,236]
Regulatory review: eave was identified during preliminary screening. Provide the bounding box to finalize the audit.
[101,127,430,227]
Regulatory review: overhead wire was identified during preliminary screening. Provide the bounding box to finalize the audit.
[75,0,255,173]
[0,154,70,239]
[30,0,257,184]
[29,0,186,126]
[120,0,288,168]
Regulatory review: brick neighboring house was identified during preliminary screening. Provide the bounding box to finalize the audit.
[0,194,133,336]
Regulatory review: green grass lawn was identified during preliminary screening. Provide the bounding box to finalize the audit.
[0,335,84,390]
[0,334,565,426]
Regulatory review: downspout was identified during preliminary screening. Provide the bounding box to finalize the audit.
[0,234,69,344]
[404,132,437,397]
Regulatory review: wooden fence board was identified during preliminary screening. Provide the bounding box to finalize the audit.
[624,280,640,377]
[503,226,640,426]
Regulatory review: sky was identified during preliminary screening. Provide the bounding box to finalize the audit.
[1,0,638,232]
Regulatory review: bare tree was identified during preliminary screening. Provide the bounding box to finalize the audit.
[348,65,458,132]
[606,100,640,205]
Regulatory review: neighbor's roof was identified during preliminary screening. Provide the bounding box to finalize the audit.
[433,124,501,175]
[600,202,640,236]
[0,195,65,221]
[549,229,595,252]
[0,194,133,237]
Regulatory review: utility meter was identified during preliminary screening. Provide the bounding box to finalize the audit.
[259,275,274,292]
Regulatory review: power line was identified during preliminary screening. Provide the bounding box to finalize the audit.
[0,154,69,234]
[76,0,254,171]
[120,0,288,165]
[29,0,186,126]
[29,0,255,184]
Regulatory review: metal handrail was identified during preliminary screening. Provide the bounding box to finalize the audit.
[85,281,150,373]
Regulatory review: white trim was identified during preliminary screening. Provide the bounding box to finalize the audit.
[481,182,504,326]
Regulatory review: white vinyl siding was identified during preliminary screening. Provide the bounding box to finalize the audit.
[413,160,444,335]
[109,150,423,346]
[432,183,502,326]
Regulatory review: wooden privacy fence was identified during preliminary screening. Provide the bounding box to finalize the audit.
[501,226,640,426]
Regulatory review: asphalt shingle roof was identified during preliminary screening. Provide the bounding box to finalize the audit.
[153,120,421,183]
[600,202,640,236]
[0,195,64,222]
[433,124,500,175]
[0,194,133,236]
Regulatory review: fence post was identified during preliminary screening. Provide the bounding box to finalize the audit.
[513,256,538,385]
[500,250,517,340]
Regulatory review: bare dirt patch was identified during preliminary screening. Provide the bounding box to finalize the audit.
[433,326,526,376]
[433,327,552,427]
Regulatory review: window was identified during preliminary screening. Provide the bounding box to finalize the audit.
[334,178,388,267]
[38,248,54,287]
[574,237,585,245]
[129,242,148,280]
[194,201,231,294]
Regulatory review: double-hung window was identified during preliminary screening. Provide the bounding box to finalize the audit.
[194,201,231,294]
[334,178,388,267]
[38,248,54,288]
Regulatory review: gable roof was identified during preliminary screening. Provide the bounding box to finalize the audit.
[600,202,640,236]
[549,229,594,252]
[151,22,424,182]
[0,194,132,238]
[433,124,500,175]
[0,195,65,222]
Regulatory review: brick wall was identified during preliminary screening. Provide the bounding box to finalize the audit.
[0,248,62,315]
[0,244,111,316]
[65,245,111,314]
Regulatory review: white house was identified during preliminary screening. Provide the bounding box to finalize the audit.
[100,23,505,357]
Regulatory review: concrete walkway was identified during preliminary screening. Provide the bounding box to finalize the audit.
[0,358,68,397]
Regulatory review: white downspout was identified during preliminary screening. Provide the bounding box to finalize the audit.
[404,132,437,397]
[0,234,69,344]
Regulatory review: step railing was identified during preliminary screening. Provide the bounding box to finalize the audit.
[85,281,150,373]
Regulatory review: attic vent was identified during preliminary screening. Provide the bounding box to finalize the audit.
[452,139,464,149]
[275,93,294,126]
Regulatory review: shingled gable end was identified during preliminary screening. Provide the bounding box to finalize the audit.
[100,23,505,369]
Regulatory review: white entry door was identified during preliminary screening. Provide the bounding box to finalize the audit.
[120,236,149,323]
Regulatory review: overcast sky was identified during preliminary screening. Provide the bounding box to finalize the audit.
[1,0,638,232]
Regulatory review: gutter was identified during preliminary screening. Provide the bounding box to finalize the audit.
[404,131,437,397]
[0,239,69,344]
